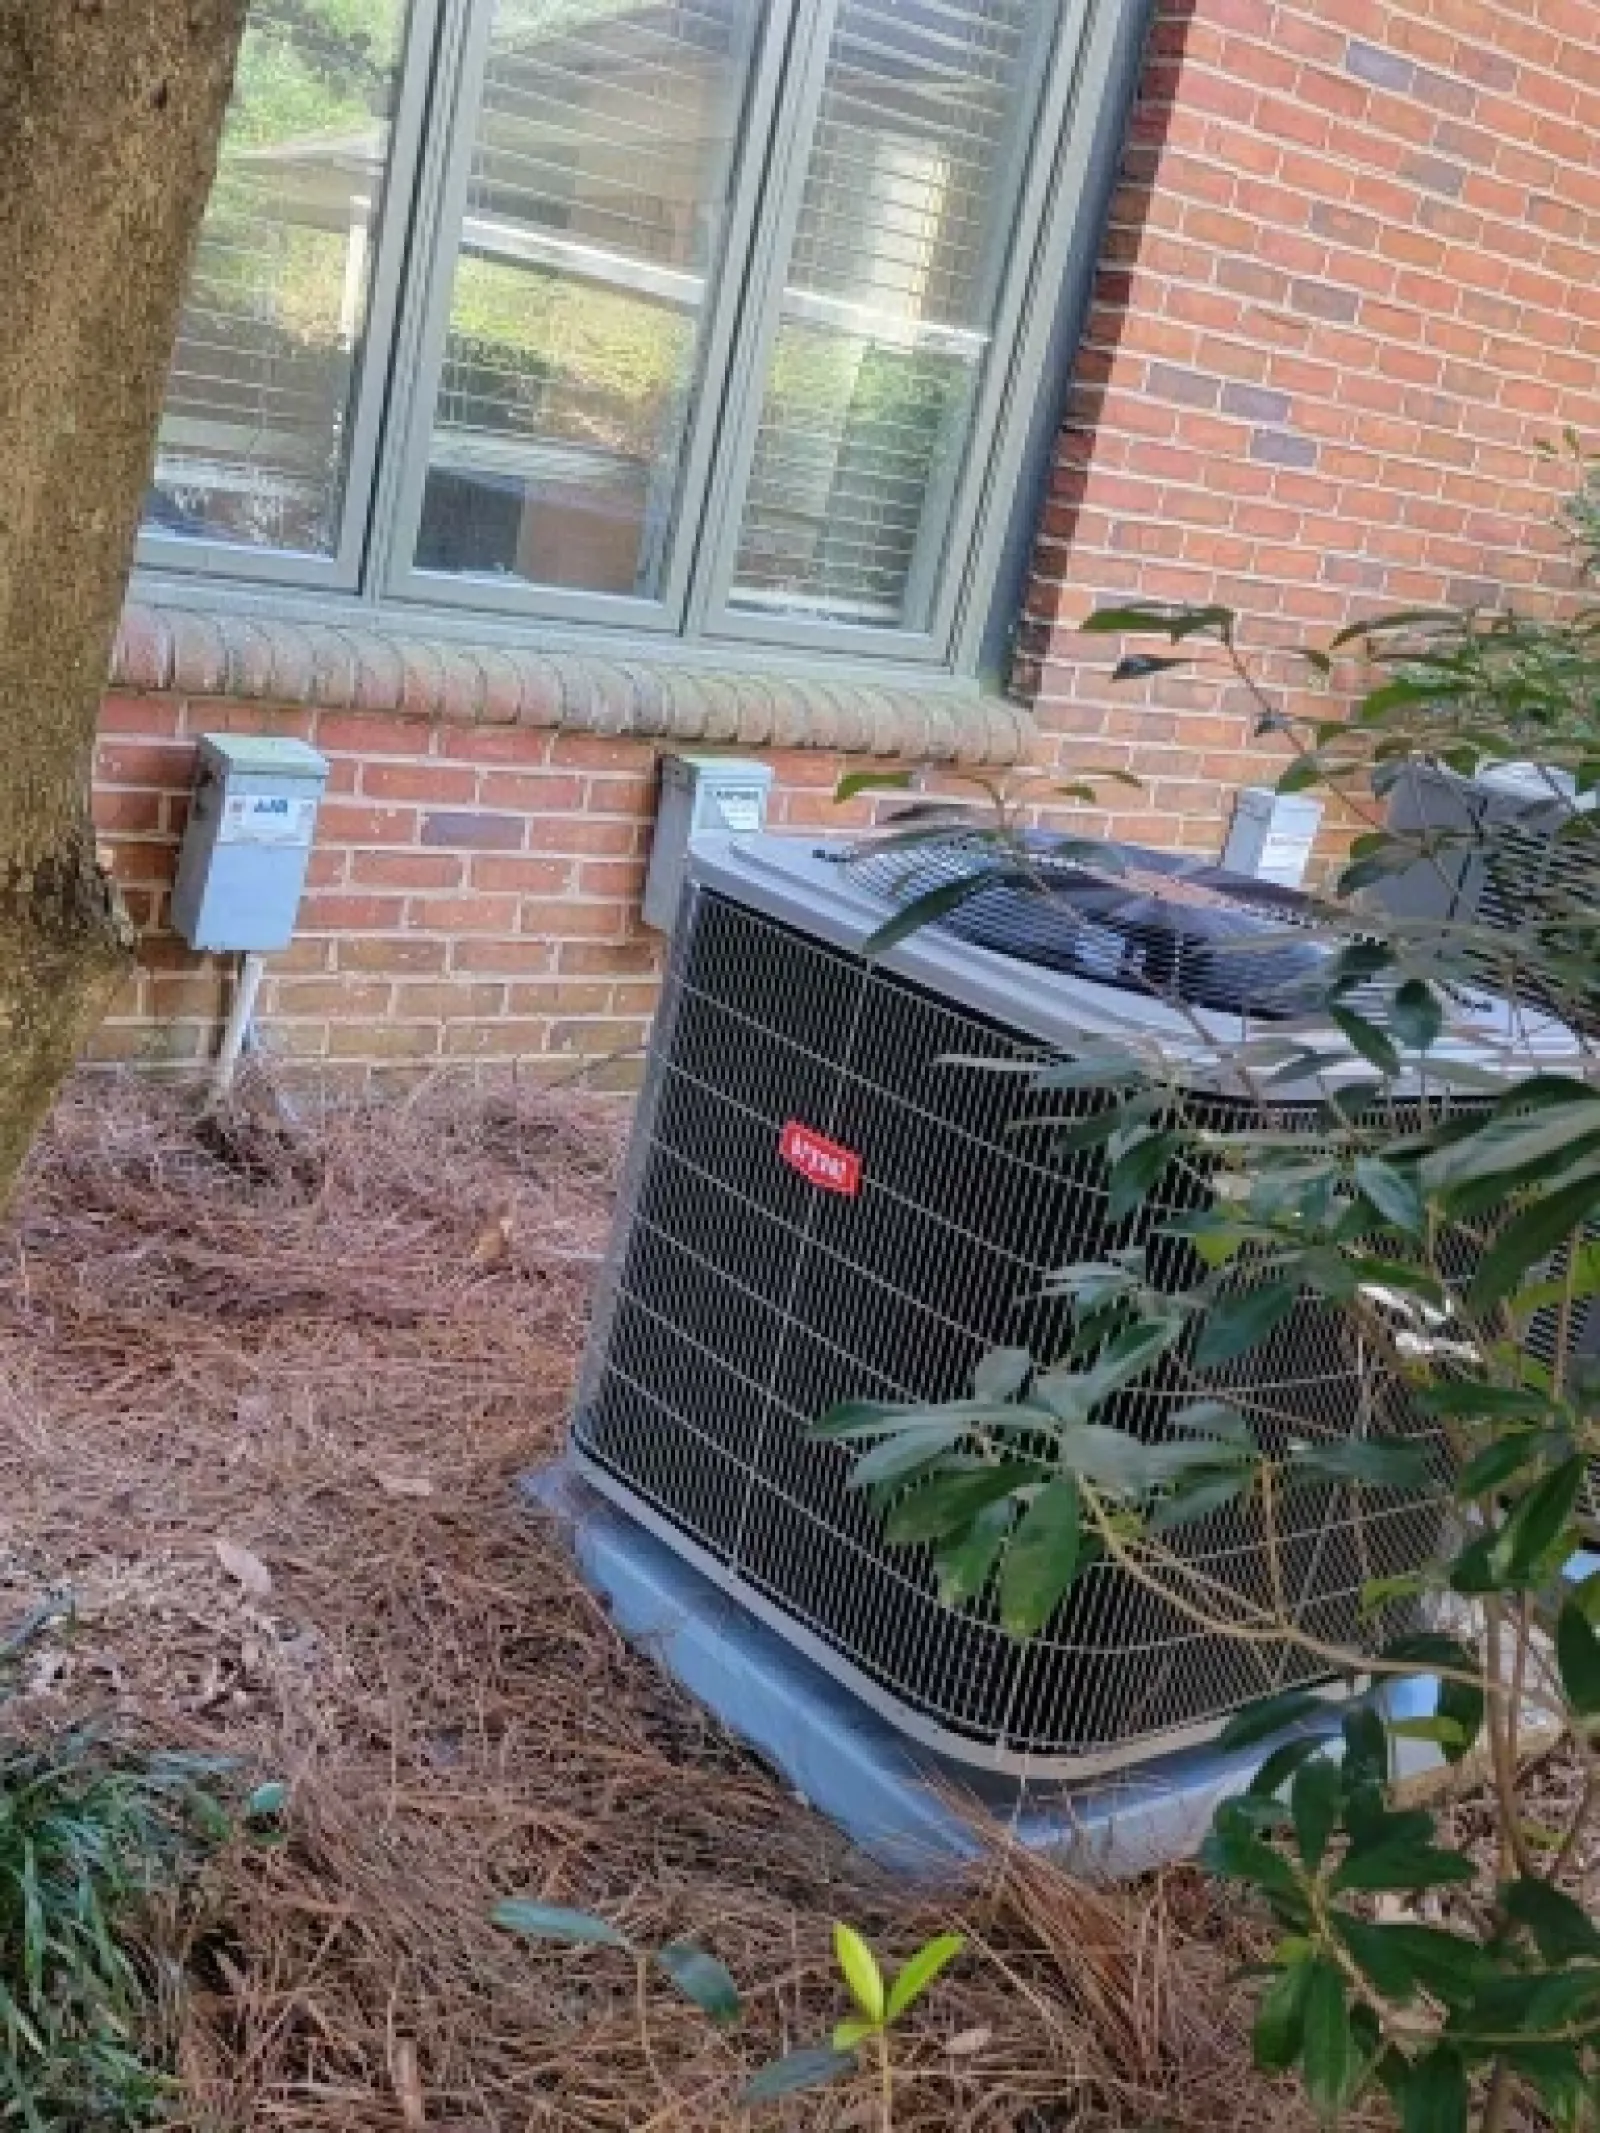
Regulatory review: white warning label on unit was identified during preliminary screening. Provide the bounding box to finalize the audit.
[218,793,318,847]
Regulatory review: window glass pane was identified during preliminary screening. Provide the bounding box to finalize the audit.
[414,0,758,599]
[146,0,412,557]
[730,0,1054,632]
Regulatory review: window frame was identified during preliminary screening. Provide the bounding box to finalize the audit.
[687,0,1095,669]
[134,0,1151,682]
[380,0,805,635]
[136,0,448,595]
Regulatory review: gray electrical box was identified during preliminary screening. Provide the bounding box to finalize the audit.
[171,735,330,952]
[1222,786,1323,888]
[642,754,774,931]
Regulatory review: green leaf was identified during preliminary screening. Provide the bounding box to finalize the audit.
[1353,1157,1424,1233]
[246,1781,287,1820]
[1420,1382,1548,1422]
[998,1479,1081,1638]
[1503,1877,1600,1962]
[1391,979,1444,1053]
[884,1934,964,2022]
[1494,1458,1584,1585]
[1333,1915,1421,2003]
[1342,1704,1389,1787]
[656,1942,741,2026]
[1328,607,1455,650]
[1292,1436,1431,1490]
[1169,1400,1252,1446]
[1219,1689,1328,1752]
[1194,1283,1298,1369]
[1148,1468,1250,1532]
[1468,1174,1600,1312]
[1555,1599,1600,1717]
[972,1346,1032,1402]
[1333,1845,1476,1895]
[1331,1005,1401,1077]
[1336,1920,1488,2009]
[1276,754,1325,795]
[1398,2046,1467,2133]
[1455,1435,1546,1497]
[1419,1100,1600,1198]
[833,1923,885,2023]
[1107,1131,1180,1223]
[847,1424,969,1489]
[1200,1821,1306,1909]
[932,1500,1014,1606]
[1081,600,1235,641]
[1249,1737,1325,1798]
[740,2045,858,2103]
[1252,1958,1311,2071]
[1301,1960,1353,2119]
[835,770,913,804]
[862,871,1007,957]
[1112,653,1190,681]
[883,1463,1036,1545]
[491,1901,629,1949]
[1291,1758,1342,1872]
[831,2016,877,2051]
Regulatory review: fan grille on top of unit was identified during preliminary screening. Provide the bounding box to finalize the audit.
[842,831,1339,1018]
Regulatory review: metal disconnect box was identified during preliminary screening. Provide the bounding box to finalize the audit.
[171,735,330,952]
[1222,786,1323,887]
[642,754,774,931]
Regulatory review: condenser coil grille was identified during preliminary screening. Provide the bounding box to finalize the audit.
[573,889,1455,1772]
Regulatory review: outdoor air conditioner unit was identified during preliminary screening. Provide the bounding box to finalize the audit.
[570,831,1577,1778]
[1374,760,1600,1512]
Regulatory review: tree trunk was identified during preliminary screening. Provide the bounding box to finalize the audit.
[0,0,247,1201]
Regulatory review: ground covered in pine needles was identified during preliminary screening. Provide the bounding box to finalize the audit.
[0,1071,1362,2131]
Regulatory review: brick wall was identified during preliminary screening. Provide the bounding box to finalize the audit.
[90,692,886,1082]
[1019,0,1600,863]
[90,0,1600,1074]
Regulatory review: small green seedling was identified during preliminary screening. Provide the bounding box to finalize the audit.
[744,1923,966,2125]
[491,1901,964,2126]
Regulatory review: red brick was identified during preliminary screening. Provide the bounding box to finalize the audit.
[474,770,587,812]
[315,713,427,756]
[313,808,418,860]
[100,694,182,737]
[351,851,464,891]
[94,790,165,834]
[302,894,407,933]
[362,761,476,804]
[419,809,525,850]
[450,938,558,976]
[338,936,447,975]
[96,741,193,789]
[411,894,520,935]
[468,856,575,895]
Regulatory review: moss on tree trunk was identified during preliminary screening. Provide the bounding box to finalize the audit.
[0,0,247,1204]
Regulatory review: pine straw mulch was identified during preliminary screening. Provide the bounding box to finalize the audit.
[0,1068,1350,2133]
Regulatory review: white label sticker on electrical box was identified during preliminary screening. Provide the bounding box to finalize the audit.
[218,794,318,847]
[712,787,764,833]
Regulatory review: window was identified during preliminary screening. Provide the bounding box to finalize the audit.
[144,0,1128,671]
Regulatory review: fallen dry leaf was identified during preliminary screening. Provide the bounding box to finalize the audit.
[213,1538,272,1599]
[469,1210,515,1269]
[944,2026,993,2057]
[377,1473,435,1499]
[391,2037,427,2129]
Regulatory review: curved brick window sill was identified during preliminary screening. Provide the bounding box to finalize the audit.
[111,601,1032,768]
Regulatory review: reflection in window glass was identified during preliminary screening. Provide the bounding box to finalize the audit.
[731,0,1054,632]
[414,0,757,599]
[147,0,411,557]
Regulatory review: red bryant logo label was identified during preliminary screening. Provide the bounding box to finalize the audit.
[779,1120,862,1197]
